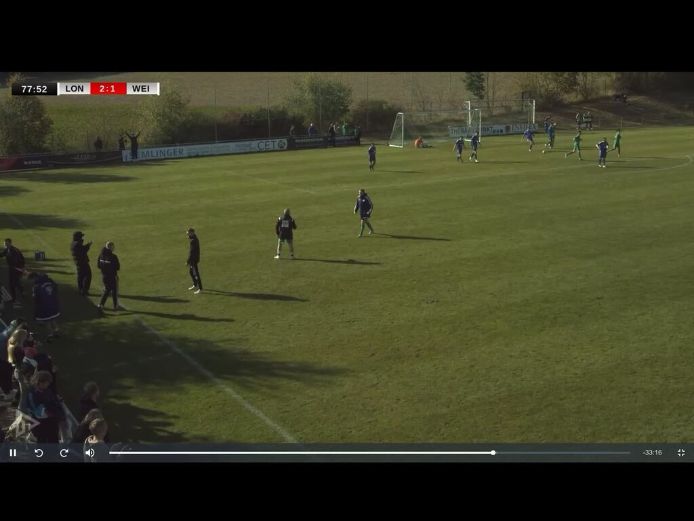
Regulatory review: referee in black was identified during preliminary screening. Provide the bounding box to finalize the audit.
[186,228,202,294]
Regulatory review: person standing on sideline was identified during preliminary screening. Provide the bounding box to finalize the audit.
[565,130,583,160]
[596,137,609,168]
[186,228,202,294]
[0,238,25,306]
[611,129,622,158]
[274,209,297,259]
[118,135,126,151]
[27,272,61,342]
[469,132,480,162]
[368,143,376,172]
[354,189,375,238]
[94,136,103,152]
[453,137,464,162]
[126,131,141,160]
[97,241,120,311]
[70,231,92,296]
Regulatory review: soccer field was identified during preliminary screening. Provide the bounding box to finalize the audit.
[2,126,694,443]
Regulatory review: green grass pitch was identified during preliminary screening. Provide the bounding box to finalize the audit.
[2,126,693,443]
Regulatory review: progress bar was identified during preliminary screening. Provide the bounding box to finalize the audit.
[110,451,498,455]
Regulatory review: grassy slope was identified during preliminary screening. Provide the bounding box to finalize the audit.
[2,126,694,443]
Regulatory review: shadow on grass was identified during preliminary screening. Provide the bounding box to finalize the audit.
[379,169,424,174]
[0,212,86,230]
[377,233,451,242]
[0,186,31,197]
[5,170,135,184]
[0,270,349,443]
[120,294,189,304]
[132,309,235,322]
[293,258,381,266]
[206,289,308,302]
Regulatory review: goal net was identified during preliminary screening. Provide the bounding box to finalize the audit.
[388,109,482,148]
[465,98,536,136]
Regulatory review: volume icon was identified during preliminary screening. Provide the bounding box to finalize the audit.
[85,448,95,457]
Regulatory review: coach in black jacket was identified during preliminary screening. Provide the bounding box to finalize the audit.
[186,228,202,294]
[97,242,120,311]
[71,231,92,296]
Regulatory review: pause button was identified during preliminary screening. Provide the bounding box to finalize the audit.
[9,449,17,457]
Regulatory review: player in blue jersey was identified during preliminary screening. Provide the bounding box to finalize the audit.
[523,128,535,151]
[469,132,480,163]
[368,143,376,172]
[354,188,374,237]
[543,123,556,153]
[453,137,464,162]
[596,137,609,168]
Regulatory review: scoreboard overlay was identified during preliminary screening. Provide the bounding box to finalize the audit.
[11,82,160,96]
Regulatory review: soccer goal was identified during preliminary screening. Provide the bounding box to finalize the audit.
[388,109,482,148]
[465,98,536,136]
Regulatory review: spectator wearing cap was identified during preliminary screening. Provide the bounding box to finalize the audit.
[186,228,202,294]
[71,231,92,296]
[97,241,120,311]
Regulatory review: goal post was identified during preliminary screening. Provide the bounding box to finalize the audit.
[388,112,405,148]
[388,109,481,148]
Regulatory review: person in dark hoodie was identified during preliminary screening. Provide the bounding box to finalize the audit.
[186,228,202,294]
[70,231,92,296]
[27,272,61,341]
[97,241,120,311]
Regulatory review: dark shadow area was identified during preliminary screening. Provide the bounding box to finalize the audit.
[377,233,451,242]
[206,289,308,302]
[133,309,235,322]
[293,258,381,266]
[0,186,31,197]
[0,269,349,443]
[27,269,74,276]
[120,294,189,304]
[5,171,135,184]
[0,213,86,230]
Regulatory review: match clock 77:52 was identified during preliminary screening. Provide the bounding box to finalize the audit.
[11,82,58,96]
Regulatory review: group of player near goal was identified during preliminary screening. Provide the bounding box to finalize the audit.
[522,115,623,168]
[449,116,622,168]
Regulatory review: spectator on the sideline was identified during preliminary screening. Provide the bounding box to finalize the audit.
[126,131,141,160]
[94,136,103,152]
[83,418,110,462]
[79,381,101,420]
[72,408,105,444]
[118,135,126,151]
[28,370,64,443]
[0,238,26,305]
[28,272,61,342]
